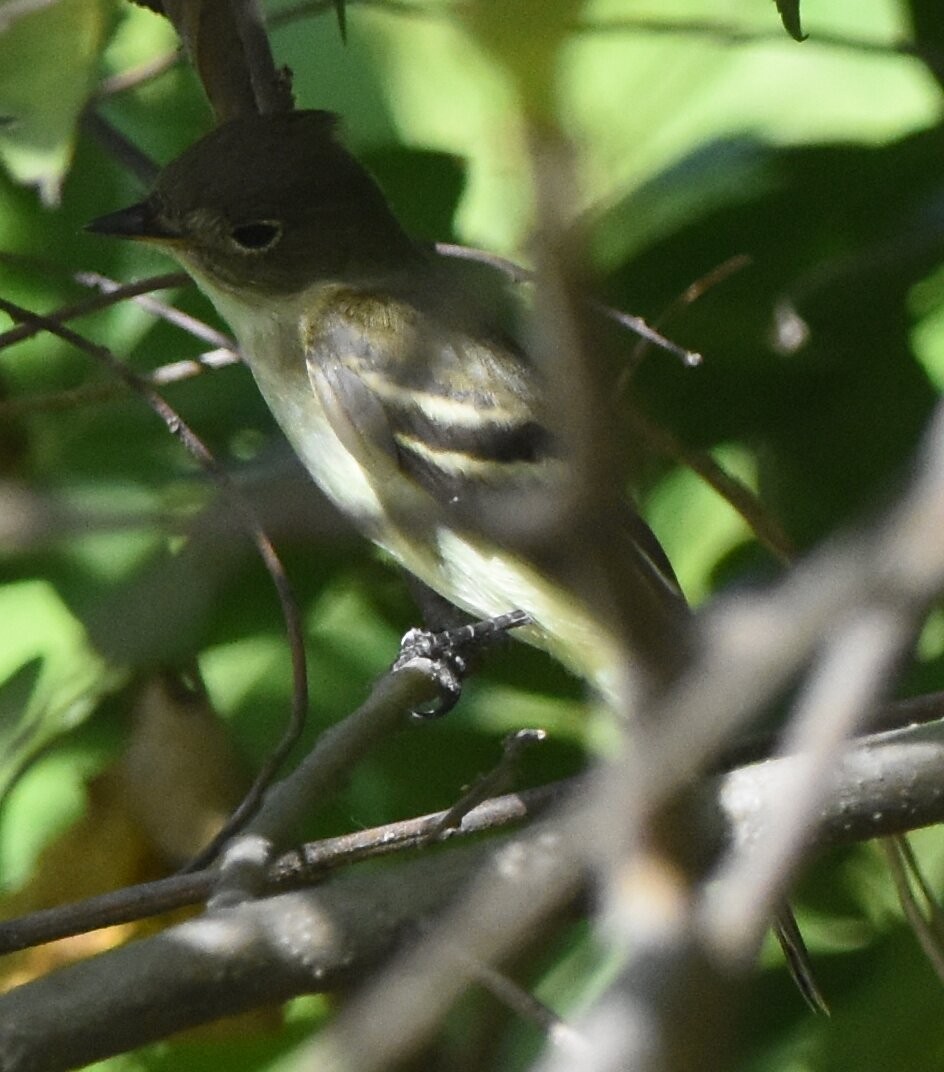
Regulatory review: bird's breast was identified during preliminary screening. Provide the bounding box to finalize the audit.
[207,285,390,528]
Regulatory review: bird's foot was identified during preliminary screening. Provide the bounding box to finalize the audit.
[394,609,532,718]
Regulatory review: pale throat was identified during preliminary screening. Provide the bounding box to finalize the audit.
[178,257,390,525]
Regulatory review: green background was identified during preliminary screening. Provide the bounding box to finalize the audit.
[2,0,944,1068]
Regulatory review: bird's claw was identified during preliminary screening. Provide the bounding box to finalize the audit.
[393,609,532,719]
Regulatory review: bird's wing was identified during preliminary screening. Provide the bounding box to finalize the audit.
[302,284,687,684]
[303,286,561,516]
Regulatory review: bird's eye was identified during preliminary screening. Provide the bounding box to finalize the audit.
[230,221,282,252]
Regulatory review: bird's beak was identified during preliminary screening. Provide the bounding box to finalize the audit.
[86,201,182,244]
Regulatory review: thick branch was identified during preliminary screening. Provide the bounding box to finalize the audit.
[720,719,944,854]
[0,847,487,1072]
[4,717,943,1069]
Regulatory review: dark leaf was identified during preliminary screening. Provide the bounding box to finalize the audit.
[774,0,807,42]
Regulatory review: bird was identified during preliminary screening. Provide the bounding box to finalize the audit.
[87,109,687,702]
[88,108,824,1013]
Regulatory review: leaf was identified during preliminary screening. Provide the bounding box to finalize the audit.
[0,0,115,204]
[774,0,807,42]
[0,582,119,804]
[0,657,43,760]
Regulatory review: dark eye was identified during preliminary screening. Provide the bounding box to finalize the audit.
[230,221,282,251]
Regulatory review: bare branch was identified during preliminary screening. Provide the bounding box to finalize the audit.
[707,606,913,961]
[0,845,491,1072]
[430,728,546,837]
[232,659,441,848]
[3,713,944,1066]
[0,780,567,956]
[82,109,159,186]
[435,241,702,367]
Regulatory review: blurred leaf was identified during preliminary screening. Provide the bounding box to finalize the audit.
[356,0,932,253]
[0,581,117,802]
[645,444,756,604]
[0,743,98,890]
[905,1,944,82]
[333,0,346,43]
[3,1,944,1067]
[601,126,944,547]
[774,0,806,42]
[0,0,116,204]
[0,656,42,748]
[121,673,246,865]
[364,147,466,242]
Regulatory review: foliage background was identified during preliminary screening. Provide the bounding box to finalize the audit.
[2,0,944,1068]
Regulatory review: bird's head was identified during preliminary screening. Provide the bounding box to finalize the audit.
[88,110,414,297]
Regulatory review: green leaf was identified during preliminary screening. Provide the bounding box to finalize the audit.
[0,0,116,204]
[0,581,118,803]
[774,0,807,42]
[0,656,42,744]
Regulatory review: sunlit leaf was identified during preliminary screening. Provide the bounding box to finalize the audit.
[0,0,116,204]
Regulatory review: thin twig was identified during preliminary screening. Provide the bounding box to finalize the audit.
[74,270,234,349]
[629,407,796,565]
[97,50,182,98]
[0,256,234,364]
[0,269,228,360]
[431,728,546,836]
[894,835,944,941]
[0,268,239,419]
[0,780,568,955]
[620,254,750,384]
[428,933,589,1054]
[0,350,238,418]
[435,241,701,366]
[82,110,159,187]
